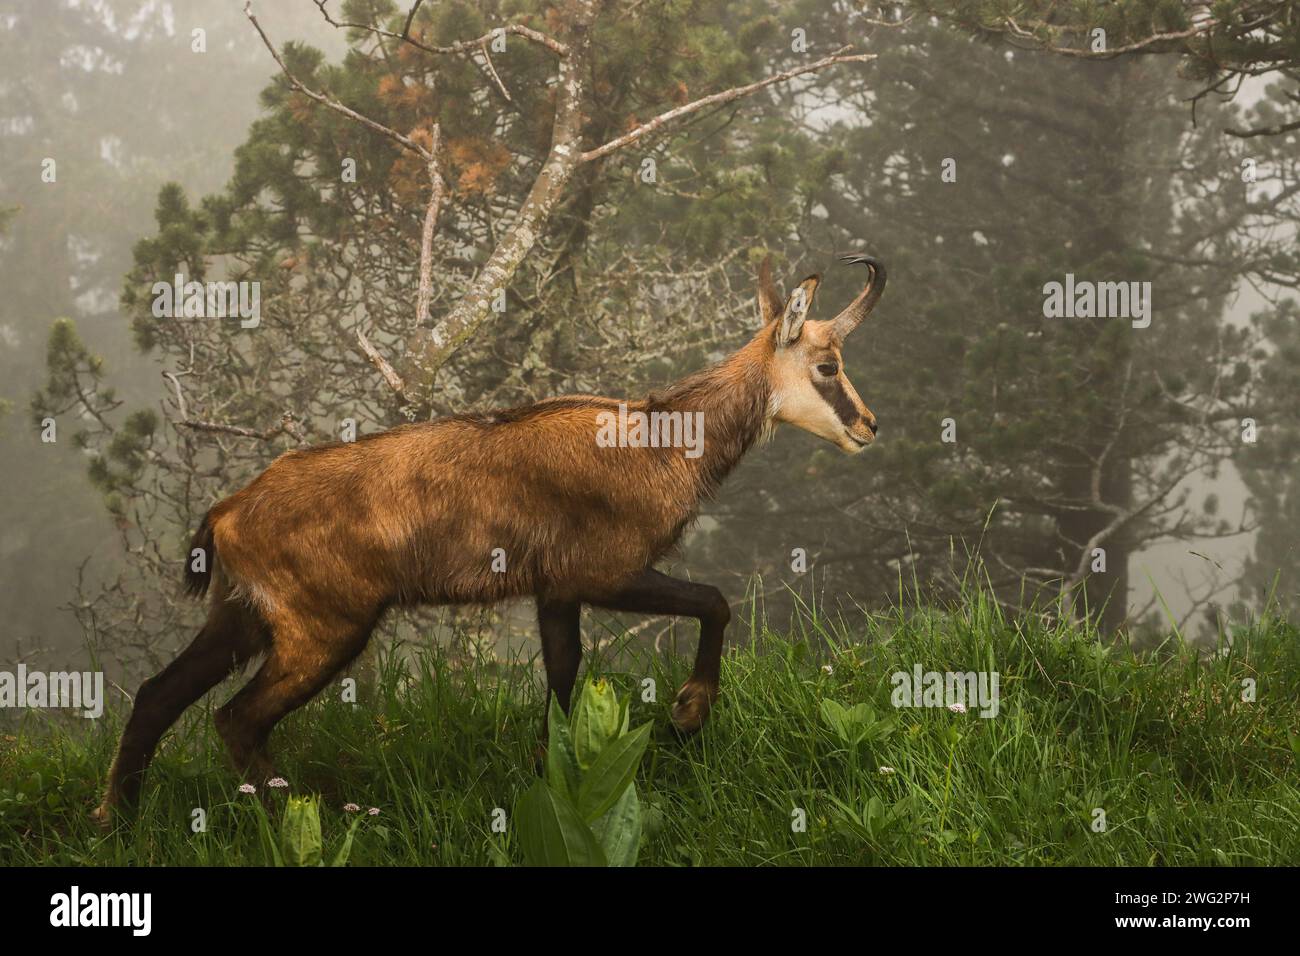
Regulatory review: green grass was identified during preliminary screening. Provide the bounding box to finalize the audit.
[3,596,1299,866]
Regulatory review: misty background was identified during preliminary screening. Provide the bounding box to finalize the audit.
[2,0,1297,682]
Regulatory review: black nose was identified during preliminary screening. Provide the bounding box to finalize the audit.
[867,418,878,435]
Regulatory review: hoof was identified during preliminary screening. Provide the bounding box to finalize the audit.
[89,803,114,831]
[670,680,717,736]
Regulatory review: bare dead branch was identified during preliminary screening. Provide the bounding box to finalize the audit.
[478,40,514,103]
[400,0,424,40]
[356,325,409,403]
[580,47,878,162]
[1000,17,1211,60]
[162,371,188,421]
[245,2,432,159]
[1226,116,1300,138]
[312,0,570,58]
[415,128,445,329]
[177,413,300,442]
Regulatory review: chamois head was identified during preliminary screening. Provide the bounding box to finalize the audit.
[758,254,886,454]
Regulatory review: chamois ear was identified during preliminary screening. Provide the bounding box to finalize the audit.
[776,274,820,346]
[757,256,784,326]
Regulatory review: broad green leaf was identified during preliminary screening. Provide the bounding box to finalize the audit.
[573,677,622,769]
[516,780,606,867]
[572,679,599,770]
[588,679,622,738]
[281,795,322,867]
[591,784,641,868]
[819,699,850,741]
[577,721,652,822]
[546,694,579,801]
[863,795,888,837]
[845,702,874,726]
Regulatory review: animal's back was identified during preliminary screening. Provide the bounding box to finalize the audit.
[207,398,701,616]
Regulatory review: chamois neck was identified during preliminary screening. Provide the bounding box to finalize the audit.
[648,334,773,494]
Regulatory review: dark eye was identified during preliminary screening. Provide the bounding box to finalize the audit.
[816,362,839,377]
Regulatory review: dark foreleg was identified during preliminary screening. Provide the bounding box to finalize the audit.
[537,598,582,719]
[588,568,731,734]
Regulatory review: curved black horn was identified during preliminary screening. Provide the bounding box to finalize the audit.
[831,254,887,338]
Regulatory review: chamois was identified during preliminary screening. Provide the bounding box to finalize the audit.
[94,254,886,822]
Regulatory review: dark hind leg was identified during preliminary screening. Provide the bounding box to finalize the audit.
[94,596,267,824]
[214,610,373,786]
[589,568,731,734]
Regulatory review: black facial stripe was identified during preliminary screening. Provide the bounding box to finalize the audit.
[814,378,860,427]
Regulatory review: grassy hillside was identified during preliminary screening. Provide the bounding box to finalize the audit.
[3,598,1298,865]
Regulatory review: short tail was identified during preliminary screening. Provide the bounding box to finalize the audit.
[184,511,216,597]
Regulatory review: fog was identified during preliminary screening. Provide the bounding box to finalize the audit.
[3,0,1296,680]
